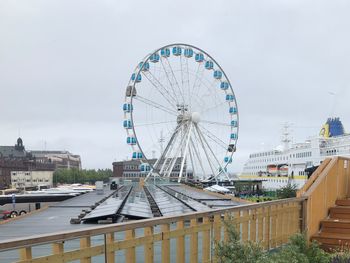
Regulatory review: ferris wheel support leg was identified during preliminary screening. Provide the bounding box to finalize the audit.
[188,146,196,181]
[165,123,190,179]
[144,125,181,182]
[159,130,180,175]
[193,124,217,182]
[195,125,231,181]
[178,123,193,183]
[190,138,207,179]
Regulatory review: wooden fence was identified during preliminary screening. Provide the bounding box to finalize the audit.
[0,198,304,263]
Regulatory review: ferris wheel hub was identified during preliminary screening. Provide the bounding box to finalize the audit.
[191,112,201,124]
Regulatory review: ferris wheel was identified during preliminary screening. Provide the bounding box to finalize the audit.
[123,44,239,182]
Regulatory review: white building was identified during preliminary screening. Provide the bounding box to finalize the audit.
[11,171,54,189]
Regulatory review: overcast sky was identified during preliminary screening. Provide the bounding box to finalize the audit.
[1,0,350,172]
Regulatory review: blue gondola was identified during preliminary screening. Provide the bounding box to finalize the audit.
[205,61,213,69]
[229,107,237,114]
[213,70,222,79]
[160,48,170,57]
[231,120,238,127]
[138,62,150,71]
[172,46,182,56]
[123,103,133,113]
[140,163,151,172]
[224,157,232,163]
[123,120,132,129]
[220,82,229,90]
[132,152,143,159]
[184,48,193,57]
[230,133,238,139]
[226,94,234,102]
[126,136,137,145]
[195,53,204,62]
[131,73,141,83]
[150,53,160,63]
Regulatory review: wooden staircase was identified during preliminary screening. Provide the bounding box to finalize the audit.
[312,198,350,251]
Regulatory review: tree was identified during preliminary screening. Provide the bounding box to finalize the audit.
[276,183,298,199]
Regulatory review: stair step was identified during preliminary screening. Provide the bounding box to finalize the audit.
[322,218,350,229]
[330,206,350,219]
[336,199,350,206]
[312,232,350,246]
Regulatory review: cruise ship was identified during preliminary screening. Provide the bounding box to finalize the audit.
[240,118,350,190]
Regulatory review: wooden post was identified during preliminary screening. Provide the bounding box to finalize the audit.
[125,229,136,263]
[190,218,198,263]
[105,233,115,263]
[144,226,154,263]
[80,237,91,263]
[161,224,170,263]
[276,204,283,246]
[52,242,64,255]
[176,221,185,263]
[202,217,211,263]
[223,212,230,242]
[19,247,32,261]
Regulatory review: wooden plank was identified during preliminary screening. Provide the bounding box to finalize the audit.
[52,242,63,255]
[241,210,249,242]
[176,221,185,263]
[19,247,32,261]
[80,237,91,263]
[270,205,277,248]
[106,233,115,263]
[264,206,271,250]
[202,217,211,263]
[213,214,221,243]
[257,207,264,243]
[161,224,170,263]
[144,227,154,263]
[190,218,198,263]
[250,209,257,242]
[276,204,283,246]
[125,229,136,263]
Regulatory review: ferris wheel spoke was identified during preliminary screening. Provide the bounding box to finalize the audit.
[195,124,230,181]
[198,124,228,150]
[141,70,178,107]
[192,124,217,179]
[201,120,231,127]
[160,57,185,104]
[190,138,207,179]
[134,120,176,127]
[190,63,205,104]
[200,102,225,115]
[134,95,178,116]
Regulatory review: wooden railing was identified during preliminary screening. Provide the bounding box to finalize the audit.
[0,198,304,263]
[298,157,350,239]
